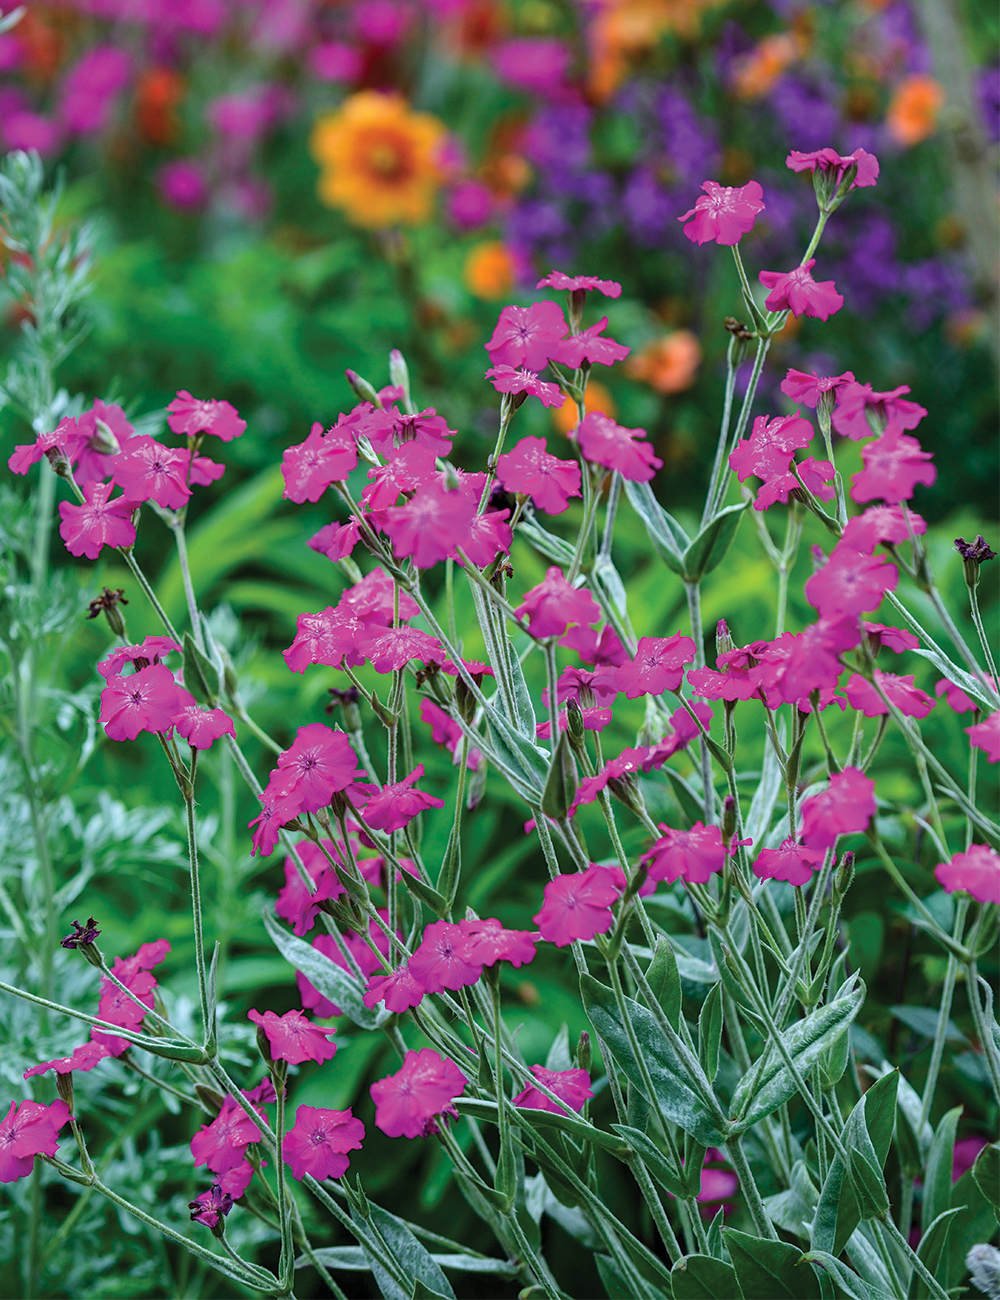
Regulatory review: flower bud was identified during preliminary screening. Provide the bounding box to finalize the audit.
[722,795,737,843]
[60,917,104,968]
[954,535,996,590]
[388,348,411,405]
[55,1071,75,1112]
[455,676,477,724]
[566,698,586,746]
[327,686,362,733]
[715,618,734,659]
[89,417,121,457]
[345,368,383,407]
[835,850,855,897]
[575,1030,591,1074]
[44,445,73,478]
[85,587,129,638]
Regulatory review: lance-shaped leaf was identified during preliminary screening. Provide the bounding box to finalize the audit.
[907,1207,962,1300]
[611,1124,687,1198]
[671,1255,742,1299]
[698,982,723,1082]
[645,936,681,1030]
[681,502,747,582]
[540,732,578,820]
[516,513,577,567]
[723,1229,821,1299]
[581,974,729,1146]
[922,1106,961,1233]
[973,1143,1000,1220]
[346,1201,457,1300]
[730,979,864,1131]
[623,479,690,575]
[263,908,382,1030]
[182,630,221,705]
[803,1250,888,1300]
[300,1249,518,1278]
[455,1098,631,1160]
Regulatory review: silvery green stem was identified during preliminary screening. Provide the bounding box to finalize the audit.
[701,335,739,530]
[965,965,1000,1103]
[184,772,214,1054]
[170,515,205,652]
[919,897,968,1129]
[120,549,183,644]
[685,580,715,821]
[880,1213,951,1300]
[968,581,1000,694]
[725,1135,778,1240]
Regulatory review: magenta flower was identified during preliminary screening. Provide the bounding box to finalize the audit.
[73,400,137,484]
[554,317,630,369]
[967,713,1000,763]
[832,382,927,441]
[361,443,436,511]
[166,391,246,442]
[537,706,613,740]
[90,939,171,1055]
[191,1095,263,1174]
[935,679,977,714]
[283,1105,365,1181]
[359,765,446,833]
[863,622,919,654]
[614,634,696,699]
[283,607,364,673]
[371,1049,467,1140]
[456,918,537,968]
[248,1008,337,1065]
[248,788,301,857]
[537,271,622,298]
[484,301,570,371]
[786,147,879,190]
[486,365,564,409]
[642,822,726,884]
[358,625,442,673]
[752,839,824,887]
[99,665,183,742]
[679,179,764,246]
[800,766,876,850]
[364,963,426,1013]
[748,618,858,710]
[841,505,927,554]
[158,159,208,210]
[754,457,835,511]
[534,866,620,946]
[851,428,937,505]
[99,636,181,680]
[0,1099,70,1184]
[189,1184,233,1229]
[58,481,138,559]
[409,920,483,993]
[341,567,420,624]
[369,407,456,458]
[844,670,935,719]
[780,368,856,408]
[758,260,843,320]
[309,517,362,562]
[575,412,662,481]
[24,1041,111,1080]
[217,1156,255,1199]
[934,844,1000,905]
[461,502,513,566]
[382,482,476,568]
[290,867,345,938]
[805,543,898,619]
[282,422,358,503]
[274,724,360,814]
[419,699,482,771]
[172,705,236,750]
[112,435,192,509]
[729,413,814,482]
[687,663,758,702]
[496,436,581,514]
[275,842,340,929]
[561,623,628,666]
[516,567,600,640]
[514,1065,592,1115]
[9,415,87,476]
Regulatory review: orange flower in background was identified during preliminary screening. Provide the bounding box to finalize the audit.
[135,68,186,147]
[553,379,616,435]
[464,241,514,299]
[886,75,945,146]
[587,0,718,101]
[626,330,701,394]
[731,32,805,99]
[310,92,446,228]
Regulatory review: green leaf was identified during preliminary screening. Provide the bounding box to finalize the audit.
[907,1207,961,1300]
[894,1070,932,1176]
[262,908,382,1030]
[698,982,723,1082]
[411,1282,452,1299]
[348,1202,456,1300]
[436,819,462,909]
[972,1142,1000,1219]
[645,937,681,1031]
[581,974,728,1146]
[610,1124,687,1198]
[623,480,690,575]
[817,1027,851,1090]
[659,766,707,827]
[682,502,747,582]
[922,1106,961,1233]
[847,1146,889,1220]
[516,513,577,567]
[803,1250,886,1300]
[181,630,221,705]
[763,1160,820,1240]
[454,1098,631,1160]
[402,871,451,917]
[540,732,578,820]
[730,981,865,1131]
[595,1254,635,1300]
[671,1255,743,1300]
[946,1168,996,1288]
[723,1228,821,1299]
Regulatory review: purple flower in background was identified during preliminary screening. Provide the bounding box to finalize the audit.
[308,43,363,83]
[875,1,932,76]
[899,257,970,329]
[493,39,570,97]
[523,105,592,173]
[448,180,492,230]
[208,88,276,142]
[976,66,1000,142]
[60,47,131,135]
[157,160,209,210]
[2,111,60,155]
[770,76,840,151]
[354,0,413,46]
[623,167,677,247]
[658,87,719,184]
[838,213,900,310]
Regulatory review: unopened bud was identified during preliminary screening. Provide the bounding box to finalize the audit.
[195,1084,227,1114]
[566,698,586,746]
[455,677,477,724]
[715,619,734,659]
[327,686,362,732]
[85,587,128,637]
[345,368,383,407]
[722,795,737,843]
[836,850,855,897]
[55,1071,75,1112]
[253,1023,273,1066]
[864,403,889,437]
[89,417,121,457]
[575,1030,592,1074]
[388,348,411,405]
[43,445,72,478]
[955,535,996,589]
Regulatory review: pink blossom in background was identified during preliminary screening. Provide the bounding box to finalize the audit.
[841,505,927,554]
[786,147,879,189]
[537,271,622,298]
[485,301,570,371]
[460,498,513,565]
[73,400,136,484]
[308,516,362,561]
[273,724,360,814]
[575,412,662,481]
[370,1048,467,1139]
[24,1041,111,1080]
[516,567,601,639]
[951,1136,990,1183]
[167,391,246,441]
[364,963,426,1013]
[358,764,446,833]
[554,317,630,368]
[533,866,620,945]
[780,368,856,408]
[536,705,612,739]
[283,1106,365,1180]
[419,698,483,770]
[248,788,301,857]
[409,920,483,993]
[934,844,1000,905]
[2,111,60,155]
[308,42,363,83]
[283,607,364,673]
[561,623,628,666]
[832,382,927,441]
[759,260,844,320]
[248,1008,337,1065]
[0,1100,70,1184]
[492,39,570,96]
[753,839,825,886]
[967,712,1000,763]
[448,179,493,230]
[99,665,183,742]
[614,634,696,698]
[296,933,346,1017]
[496,436,581,513]
[456,917,537,968]
[207,88,275,142]
[382,482,476,568]
[486,366,564,408]
[749,617,857,709]
[358,625,442,672]
[60,47,131,135]
[729,412,814,482]
[844,670,935,719]
[58,482,138,559]
[800,766,876,849]
[935,679,977,713]
[281,422,357,503]
[642,822,726,884]
[679,179,765,245]
[288,867,344,937]
[172,705,236,750]
[863,622,919,654]
[158,159,209,210]
[354,0,413,45]
[514,1065,592,1114]
[0,35,21,72]
[805,543,898,618]
[191,1095,262,1174]
[851,428,937,504]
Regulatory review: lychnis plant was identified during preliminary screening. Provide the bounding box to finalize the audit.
[2,142,998,1300]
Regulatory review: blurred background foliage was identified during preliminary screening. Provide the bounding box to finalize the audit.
[0,0,997,1293]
